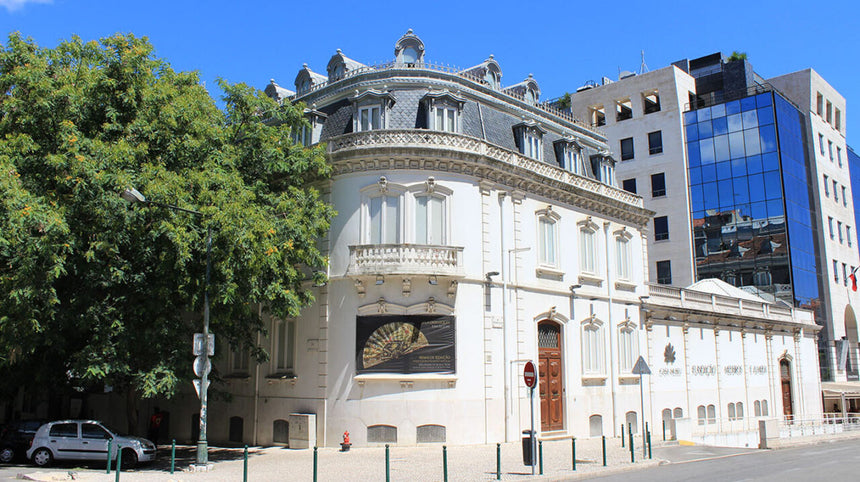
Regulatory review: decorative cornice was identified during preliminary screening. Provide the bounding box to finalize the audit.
[328,130,652,226]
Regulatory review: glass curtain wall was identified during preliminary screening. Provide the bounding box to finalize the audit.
[685,92,820,312]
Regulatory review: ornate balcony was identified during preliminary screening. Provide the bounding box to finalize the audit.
[346,244,465,277]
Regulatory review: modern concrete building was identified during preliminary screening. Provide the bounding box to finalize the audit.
[569,53,860,385]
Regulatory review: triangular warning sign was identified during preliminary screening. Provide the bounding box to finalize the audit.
[632,356,651,375]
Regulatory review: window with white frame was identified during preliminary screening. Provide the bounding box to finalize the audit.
[582,318,604,375]
[843,186,848,206]
[274,319,296,372]
[618,321,638,373]
[579,219,598,274]
[415,194,445,244]
[358,106,381,131]
[362,178,404,244]
[231,344,249,373]
[615,229,632,280]
[537,208,560,267]
[554,139,582,174]
[423,91,465,133]
[513,121,545,161]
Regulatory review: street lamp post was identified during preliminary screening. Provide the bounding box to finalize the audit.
[121,188,212,467]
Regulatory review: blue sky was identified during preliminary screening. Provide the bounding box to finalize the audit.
[2,0,857,142]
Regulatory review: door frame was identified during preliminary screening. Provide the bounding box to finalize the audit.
[538,319,564,432]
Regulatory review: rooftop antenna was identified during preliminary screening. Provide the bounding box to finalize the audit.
[640,50,649,74]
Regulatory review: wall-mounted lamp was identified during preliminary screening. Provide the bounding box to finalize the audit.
[429,275,438,285]
[376,275,384,285]
[569,284,582,293]
[486,271,500,279]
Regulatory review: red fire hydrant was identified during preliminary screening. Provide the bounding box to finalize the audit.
[340,431,352,452]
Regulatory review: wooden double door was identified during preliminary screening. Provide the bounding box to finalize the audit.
[538,321,564,431]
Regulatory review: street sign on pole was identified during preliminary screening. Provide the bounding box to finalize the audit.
[193,333,215,356]
[523,360,537,388]
[632,356,651,375]
[192,379,209,399]
[632,355,651,458]
[193,355,212,378]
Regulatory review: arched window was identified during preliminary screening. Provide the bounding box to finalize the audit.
[582,319,604,375]
[625,411,638,434]
[673,407,684,418]
[536,208,560,268]
[367,425,398,443]
[736,402,744,420]
[416,425,446,443]
[754,400,761,417]
[697,405,706,426]
[761,400,769,416]
[589,415,603,437]
[273,419,289,444]
[728,403,736,421]
[707,404,716,424]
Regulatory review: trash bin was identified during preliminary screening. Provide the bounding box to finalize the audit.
[521,430,535,466]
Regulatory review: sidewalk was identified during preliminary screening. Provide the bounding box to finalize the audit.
[10,435,664,482]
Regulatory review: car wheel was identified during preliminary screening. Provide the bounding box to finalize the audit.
[32,448,52,467]
[0,447,14,463]
[121,449,138,469]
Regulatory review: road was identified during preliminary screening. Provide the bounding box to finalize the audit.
[592,439,860,482]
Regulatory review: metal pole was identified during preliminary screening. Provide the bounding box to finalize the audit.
[443,445,448,482]
[628,423,634,463]
[106,439,112,474]
[115,445,122,481]
[572,437,576,471]
[647,429,652,459]
[496,443,501,480]
[539,440,543,475]
[643,421,648,458]
[530,386,535,476]
[313,446,318,482]
[640,373,646,458]
[662,419,666,441]
[171,440,175,475]
[243,445,248,482]
[601,436,606,466]
[385,444,390,482]
[197,226,212,466]
[621,423,625,447]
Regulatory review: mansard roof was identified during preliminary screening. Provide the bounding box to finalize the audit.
[462,55,503,84]
[394,29,425,64]
[504,74,541,102]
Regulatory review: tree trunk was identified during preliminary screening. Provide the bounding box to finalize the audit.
[125,388,139,435]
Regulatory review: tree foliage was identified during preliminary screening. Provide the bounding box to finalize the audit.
[0,33,334,406]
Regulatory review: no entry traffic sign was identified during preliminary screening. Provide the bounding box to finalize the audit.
[523,360,537,389]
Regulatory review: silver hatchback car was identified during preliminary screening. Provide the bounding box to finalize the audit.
[26,420,156,467]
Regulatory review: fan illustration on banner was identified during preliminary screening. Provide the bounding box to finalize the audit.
[362,322,429,368]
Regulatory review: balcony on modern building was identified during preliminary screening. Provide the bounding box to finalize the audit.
[346,243,465,278]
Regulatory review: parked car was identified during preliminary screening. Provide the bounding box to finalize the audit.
[0,420,45,463]
[26,420,156,468]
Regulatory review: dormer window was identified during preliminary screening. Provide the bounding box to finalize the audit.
[294,64,328,95]
[423,91,466,133]
[513,120,546,161]
[394,29,425,66]
[292,108,327,146]
[352,90,395,132]
[504,75,540,105]
[463,55,503,91]
[554,138,583,173]
[326,49,368,82]
[592,153,616,186]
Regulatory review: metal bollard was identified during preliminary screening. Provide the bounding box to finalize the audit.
[443,445,448,482]
[313,446,318,482]
[628,423,634,463]
[621,423,625,447]
[647,430,652,459]
[243,445,248,482]
[115,445,122,482]
[602,436,606,467]
[171,439,175,475]
[662,419,666,441]
[385,444,390,482]
[106,439,112,474]
[496,442,501,480]
[538,440,543,475]
[572,437,576,471]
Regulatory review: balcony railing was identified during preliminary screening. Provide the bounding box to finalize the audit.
[347,244,465,277]
[645,284,814,325]
[328,129,644,210]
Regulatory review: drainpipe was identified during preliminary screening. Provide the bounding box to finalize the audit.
[605,222,618,436]
[499,192,513,442]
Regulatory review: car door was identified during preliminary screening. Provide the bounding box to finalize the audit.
[80,423,111,461]
[47,423,80,461]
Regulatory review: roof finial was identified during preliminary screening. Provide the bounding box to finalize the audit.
[407,28,413,34]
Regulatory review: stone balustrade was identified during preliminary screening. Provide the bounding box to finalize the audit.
[346,244,465,277]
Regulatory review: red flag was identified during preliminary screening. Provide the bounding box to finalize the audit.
[851,266,859,292]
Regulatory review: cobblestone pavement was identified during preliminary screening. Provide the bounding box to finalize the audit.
[1,435,661,482]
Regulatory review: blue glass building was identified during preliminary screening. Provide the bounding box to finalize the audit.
[684,91,821,313]
[850,146,860,249]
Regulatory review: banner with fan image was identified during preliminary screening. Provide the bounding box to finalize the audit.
[356,315,455,374]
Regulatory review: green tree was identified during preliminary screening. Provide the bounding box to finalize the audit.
[0,33,334,431]
[728,51,748,62]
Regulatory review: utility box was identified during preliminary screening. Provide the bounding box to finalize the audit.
[288,413,316,449]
